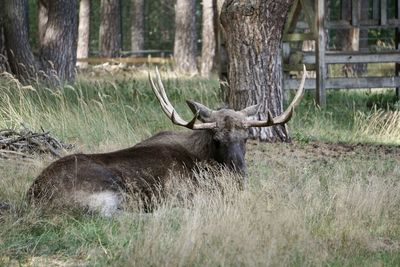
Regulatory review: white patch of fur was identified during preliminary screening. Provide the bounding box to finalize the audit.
[74,190,121,217]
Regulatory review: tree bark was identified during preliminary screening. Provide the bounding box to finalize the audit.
[216,0,229,97]
[37,0,48,47]
[220,0,293,142]
[99,0,121,57]
[131,0,145,55]
[173,0,197,74]
[0,5,9,73]
[39,0,78,82]
[0,26,7,72]
[200,0,216,77]
[77,0,91,68]
[3,0,38,81]
[3,0,78,84]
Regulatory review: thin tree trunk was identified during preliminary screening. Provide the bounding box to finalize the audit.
[200,0,216,77]
[0,6,9,73]
[99,0,121,57]
[220,0,293,142]
[216,0,229,98]
[0,26,7,72]
[131,0,144,56]
[173,0,197,74]
[77,0,90,68]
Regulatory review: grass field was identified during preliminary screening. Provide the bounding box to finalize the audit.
[0,69,400,266]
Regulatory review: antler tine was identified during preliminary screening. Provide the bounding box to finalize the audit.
[148,70,172,117]
[244,65,308,127]
[148,68,216,130]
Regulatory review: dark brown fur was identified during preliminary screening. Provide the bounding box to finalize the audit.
[27,116,248,213]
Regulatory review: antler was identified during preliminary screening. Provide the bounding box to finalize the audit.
[244,65,308,128]
[148,68,217,130]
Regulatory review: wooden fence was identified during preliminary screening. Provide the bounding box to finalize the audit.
[283,0,400,106]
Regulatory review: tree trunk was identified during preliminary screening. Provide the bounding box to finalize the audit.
[200,0,216,77]
[39,0,78,82]
[131,0,145,56]
[99,0,121,57]
[0,7,9,73]
[0,26,7,72]
[37,0,48,47]
[216,0,229,98]
[3,0,78,84]
[77,0,91,68]
[3,0,38,81]
[173,0,197,74]
[220,0,293,142]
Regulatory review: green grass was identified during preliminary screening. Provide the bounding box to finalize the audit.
[0,70,400,266]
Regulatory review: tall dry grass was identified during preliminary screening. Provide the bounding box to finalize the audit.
[354,107,400,144]
[0,71,400,266]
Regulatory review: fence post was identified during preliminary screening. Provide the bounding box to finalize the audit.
[316,0,326,107]
[396,0,400,98]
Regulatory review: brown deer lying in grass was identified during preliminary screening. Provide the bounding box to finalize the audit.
[27,67,307,216]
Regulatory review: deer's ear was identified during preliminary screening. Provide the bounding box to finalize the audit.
[240,104,260,117]
[186,100,213,122]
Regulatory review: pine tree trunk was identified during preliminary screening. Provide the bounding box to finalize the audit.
[173,0,197,74]
[39,0,78,82]
[200,0,216,77]
[99,0,121,57]
[131,0,144,55]
[220,0,293,142]
[3,0,78,84]
[77,0,90,68]
[3,0,38,81]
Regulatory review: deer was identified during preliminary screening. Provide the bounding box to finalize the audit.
[27,67,307,216]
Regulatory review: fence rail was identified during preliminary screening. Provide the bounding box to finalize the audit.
[77,57,172,65]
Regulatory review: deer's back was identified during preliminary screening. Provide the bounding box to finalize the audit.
[27,136,198,211]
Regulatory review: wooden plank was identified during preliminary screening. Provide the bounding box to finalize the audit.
[283,63,316,72]
[316,0,326,106]
[373,0,379,20]
[398,0,400,20]
[381,0,387,26]
[282,32,315,42]
[351,0,360,26]
[284,0,301,34]
[302,51,400,64]
[327,20,351,29]
[90,50,172,56]
[292,21,310,29]
[284,77,400,90]
[341,0,351,21]
[327,19,400,29]
[300,0,317,34]
[327,77,400,89]
[77,57,172,64]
